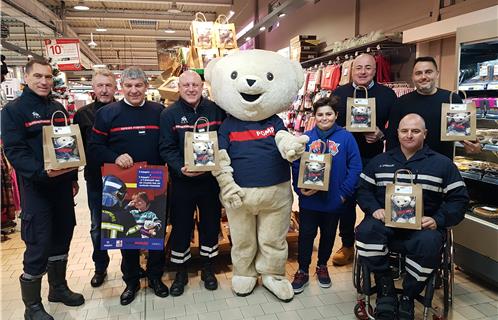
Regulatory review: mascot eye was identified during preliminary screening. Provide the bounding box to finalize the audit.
[231,71,238,79]
[266,72,274,81]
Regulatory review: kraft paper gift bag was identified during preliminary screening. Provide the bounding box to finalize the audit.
[346,85,376,132]
[441,90,477,141]
[184,117,220,172]
[43,110,86,170]
[297,140,332,191]
[384,169,423,230]
[191,12,215,49]
[213,14,237,49]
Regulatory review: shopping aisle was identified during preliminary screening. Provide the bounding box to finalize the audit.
[1,173,497,320]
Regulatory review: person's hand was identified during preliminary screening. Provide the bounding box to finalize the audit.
[364,127,384,144]
[461,140,481,154]
[72,181,79,197]
[46,167,77,178]
[115,153,134,168]
[300,188,318,196]
[372,209,385,222]
[421,216,437,230]
[181,166,205,177]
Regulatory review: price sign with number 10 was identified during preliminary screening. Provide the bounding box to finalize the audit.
[44,39,82,71]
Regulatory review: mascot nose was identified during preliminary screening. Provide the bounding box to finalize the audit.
[246,79,256,87]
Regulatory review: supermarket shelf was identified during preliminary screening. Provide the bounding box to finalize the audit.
[460,171,498,186]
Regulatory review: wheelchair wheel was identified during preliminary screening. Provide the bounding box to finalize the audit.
[354,301,374,320]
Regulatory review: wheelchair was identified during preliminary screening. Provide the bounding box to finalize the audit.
[352,229,454,320]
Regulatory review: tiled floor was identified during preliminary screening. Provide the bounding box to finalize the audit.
[1,174,497,320]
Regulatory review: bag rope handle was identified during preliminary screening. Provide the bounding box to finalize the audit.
[50,110,68,126]
[193,116,210,133]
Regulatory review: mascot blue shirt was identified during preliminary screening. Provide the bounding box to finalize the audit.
[218,114,290,188]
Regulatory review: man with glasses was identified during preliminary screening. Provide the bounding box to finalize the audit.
[330,53,397,266]
[159,70,226,296]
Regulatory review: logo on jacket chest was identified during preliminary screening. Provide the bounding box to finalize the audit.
[32,111,41,119]
[310,139,340,156]
[180,116,188,124]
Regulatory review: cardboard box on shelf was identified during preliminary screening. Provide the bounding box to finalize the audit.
[290,35,317,43]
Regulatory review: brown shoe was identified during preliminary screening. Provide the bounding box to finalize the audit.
[332,246,354,266]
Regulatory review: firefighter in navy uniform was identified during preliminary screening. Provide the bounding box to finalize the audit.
[1,59,84,320]
[355,114,469,320]
[88,67,168,306]
[159,70,226,296]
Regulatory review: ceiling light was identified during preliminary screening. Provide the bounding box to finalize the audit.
[245,37,251,42]
[92,64,107,69]
[227,10,235,20]
[259,26,266,31]
[279,13,286,18]
[81,77,86,81]
[27,54,33,58]
[167,2,182,14]
[96,28,107,32]
[88,32,97,48]
[164,28,176,34]
[74,1,89,11]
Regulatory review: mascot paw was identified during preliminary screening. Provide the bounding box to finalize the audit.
[261,275,294,302]
[221,184,245,209]
[232,275,257,297]
[284,135,309,162]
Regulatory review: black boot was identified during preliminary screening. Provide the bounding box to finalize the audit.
[20,276,54,320]
[170,265,188,297]
[47,259,85,306]
[374,272,398,320]
[201,262,218,290]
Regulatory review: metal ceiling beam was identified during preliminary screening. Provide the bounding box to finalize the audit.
[74,28,190,37]
[65,10,216,22]
[4,0,103,65]
[1,2,54,34]
[72,0,232,6]
[1,40,45,59]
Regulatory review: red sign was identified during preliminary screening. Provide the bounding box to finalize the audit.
[44,39,82,71]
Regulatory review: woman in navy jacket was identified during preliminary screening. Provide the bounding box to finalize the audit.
[291,96,362,293]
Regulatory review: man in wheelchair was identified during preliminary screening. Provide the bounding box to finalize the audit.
[355,114,469,320]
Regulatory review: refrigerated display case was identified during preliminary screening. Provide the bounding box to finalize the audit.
[453,20,498,288]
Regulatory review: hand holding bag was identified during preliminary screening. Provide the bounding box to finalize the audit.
[43,110,86,170]
[440,90,477,141]
[346,85,376,132]
[384,169,423,230]
[184,117,220,172]
[297,140,331,191]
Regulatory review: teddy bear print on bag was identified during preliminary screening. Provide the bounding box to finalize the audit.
[446,112,471,136]
[52,135,80,162]
[351,106,371,127]
[303,161,325,186]
[192,141,215,166]
[390,194,416,224]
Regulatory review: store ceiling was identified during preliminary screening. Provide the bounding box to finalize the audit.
[1,0,233,71]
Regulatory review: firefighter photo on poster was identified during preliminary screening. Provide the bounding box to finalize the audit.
[100,163,168,250]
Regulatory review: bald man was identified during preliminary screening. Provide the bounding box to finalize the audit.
[159,70,226,296]
[355,113,468,320]
[330,53,398,266]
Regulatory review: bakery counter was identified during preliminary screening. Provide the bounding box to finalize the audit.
[454,210,498,288]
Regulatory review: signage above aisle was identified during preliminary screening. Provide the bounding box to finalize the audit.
[44,39,82,71]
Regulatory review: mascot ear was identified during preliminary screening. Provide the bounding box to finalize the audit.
[291,60,305,90]
[205,57,221,83]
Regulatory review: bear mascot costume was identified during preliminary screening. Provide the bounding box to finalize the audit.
[205,49,308,302]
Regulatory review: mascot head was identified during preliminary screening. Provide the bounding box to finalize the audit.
[205,49,304,121]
